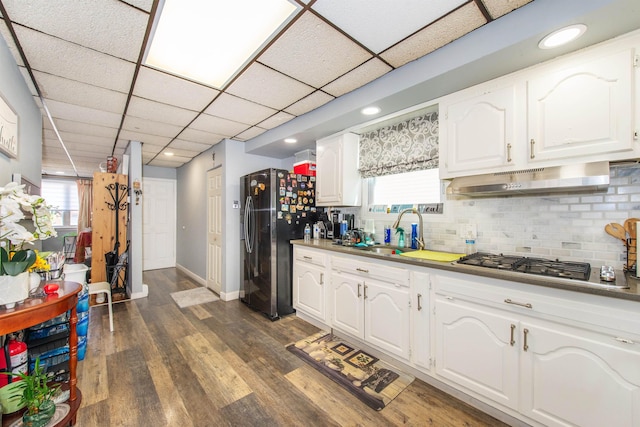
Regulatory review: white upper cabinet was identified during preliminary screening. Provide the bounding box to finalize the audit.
[316,133,361,206]
[439,81,524,178]
[440,33,640,179]
[527,48,635,162]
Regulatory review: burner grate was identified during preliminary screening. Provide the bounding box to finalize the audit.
[458,253,591,281]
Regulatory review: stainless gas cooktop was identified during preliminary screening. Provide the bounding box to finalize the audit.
[457,253,628,289]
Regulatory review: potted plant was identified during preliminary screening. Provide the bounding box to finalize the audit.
[0,182,57,308]
[5,357,59,427]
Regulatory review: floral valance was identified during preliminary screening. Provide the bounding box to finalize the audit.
[358,111,439,178]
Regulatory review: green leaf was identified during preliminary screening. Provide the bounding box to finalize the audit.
[1,249,37,276]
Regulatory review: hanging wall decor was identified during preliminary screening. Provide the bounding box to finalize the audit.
[0,93,18,158]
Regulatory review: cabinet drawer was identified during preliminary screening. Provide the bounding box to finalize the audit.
[332,255,409,286]
[294,247,327,267]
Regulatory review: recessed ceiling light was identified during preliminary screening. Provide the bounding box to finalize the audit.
[164,151,174,156]
[284,138,297,144]
[55,171,65,175]
[145,0,299,89]
[539,24,587,49]
[361,106,381,116]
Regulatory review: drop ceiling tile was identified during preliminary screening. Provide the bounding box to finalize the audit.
[257,111,295,130]
[0,24,24,66]
[189,113,250,137]
[134,67,219,111]
[483,0,534,19]
[321,58,392,97]
[234,127,267,141]
[119,129,172,147]
[44,99,122,128]
[258,11,372,88]
[148,158,188,168]
[34,71,127,114]
[53,118,118,139]
[142,145,162,155]
[127,96,199,127]
[122,0,154,12]
[227,63,314,110]
[169,139,212,152]
[380,2,487,68]
[284,90,334,116]
[3,0,148,61]
[178,128,225,145]
[203,93,277,126]
[14,27,136,92]
[312,0,467,53]
[122,116,183,138]
[48,129,114,148]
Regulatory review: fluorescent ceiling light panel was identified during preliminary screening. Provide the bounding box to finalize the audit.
[145,0,299,89]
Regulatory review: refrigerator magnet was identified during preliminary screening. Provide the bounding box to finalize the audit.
[290,206,297,213]
[277,212,283,219]
[281,204,288,211]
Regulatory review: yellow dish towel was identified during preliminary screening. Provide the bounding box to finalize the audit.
[399,250,465,262]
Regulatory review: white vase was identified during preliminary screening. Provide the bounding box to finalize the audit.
[0,272,30,309]
[29,272,42,292]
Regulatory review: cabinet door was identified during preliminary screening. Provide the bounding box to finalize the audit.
[332,272,364,339]
[520,320,640,427]
[293,262,326,322]
[441,84,519,177]
[527,49,634,162]
[316,138,342,205]
[364,279,410,361]
[435,297,519,410]
[411,271,431,370]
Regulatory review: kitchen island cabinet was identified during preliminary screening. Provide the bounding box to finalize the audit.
[410,270,431,371]
[316,133,361,206]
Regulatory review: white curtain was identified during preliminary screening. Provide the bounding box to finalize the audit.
[76,179,93,233]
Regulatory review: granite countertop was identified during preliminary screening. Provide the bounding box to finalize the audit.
[291,239,640,303]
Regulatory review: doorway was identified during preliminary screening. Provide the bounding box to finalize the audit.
[142,177,177,270]
[207,167,223,294]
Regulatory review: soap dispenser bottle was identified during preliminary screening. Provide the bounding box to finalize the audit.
[396,227,405,248]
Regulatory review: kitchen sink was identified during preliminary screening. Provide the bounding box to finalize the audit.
[355,245,416,255]
[354,245,464,262]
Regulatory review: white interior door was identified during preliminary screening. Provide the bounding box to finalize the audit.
[142,177,176,270]
[207,167,223,294]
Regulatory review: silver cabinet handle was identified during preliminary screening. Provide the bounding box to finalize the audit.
[357,283,361,298]
[510,324,516,346]
[507,143,512,162]
[417,293,423,311]
[530,139,536,159]
[303,256,312,260]
[364,284,368,300]
[320,273,323,285]
[523,328,529,352]
[615,337,635,345]
[356,268,369,273]
[504,299,532,309]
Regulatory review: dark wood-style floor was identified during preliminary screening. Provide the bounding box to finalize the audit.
[76,268,509,426]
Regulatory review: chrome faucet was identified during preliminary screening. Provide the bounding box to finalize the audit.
[392,208,425,250]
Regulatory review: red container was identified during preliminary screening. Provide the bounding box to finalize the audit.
[294,161,316,176]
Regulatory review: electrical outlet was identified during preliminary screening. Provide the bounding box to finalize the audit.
[460,223,477,239]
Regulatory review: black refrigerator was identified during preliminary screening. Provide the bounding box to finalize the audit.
[240,168,318,320]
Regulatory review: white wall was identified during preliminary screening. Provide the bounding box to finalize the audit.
[127,141,146,298]
[0,35,42,186]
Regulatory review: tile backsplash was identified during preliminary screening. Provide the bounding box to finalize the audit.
[369,163,640,269]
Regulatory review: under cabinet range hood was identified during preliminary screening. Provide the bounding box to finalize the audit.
[446,161,610,196]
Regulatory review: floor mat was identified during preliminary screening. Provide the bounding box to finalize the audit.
[171,287,219,308]
[286,330,414,411]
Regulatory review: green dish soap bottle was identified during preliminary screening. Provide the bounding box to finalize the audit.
[396,227,405,248]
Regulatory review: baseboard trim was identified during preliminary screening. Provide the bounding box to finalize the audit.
[130,284,149,300]
[220,290,239,302]
[175,264,206,286]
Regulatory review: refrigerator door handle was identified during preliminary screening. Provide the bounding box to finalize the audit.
[244,195,252,253]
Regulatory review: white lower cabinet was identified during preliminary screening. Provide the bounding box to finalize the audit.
[410,270,431,370]
[434,297,519,410]
[293,247,329,323]
[331,255,410,361]
[519,319,640,427]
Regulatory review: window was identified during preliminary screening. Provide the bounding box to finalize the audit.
[41,179,79,228]
[368,169,441,206]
